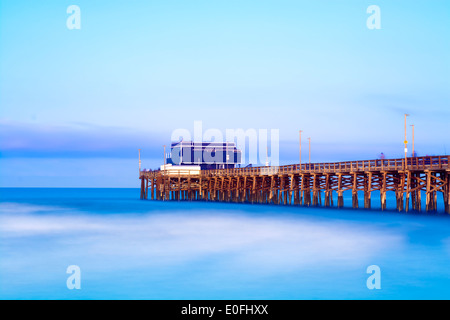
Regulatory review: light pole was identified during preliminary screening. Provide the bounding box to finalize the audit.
[410,124,415,157]
[138,149,141,173]
[404,114,410,169]
[299,130,303,168]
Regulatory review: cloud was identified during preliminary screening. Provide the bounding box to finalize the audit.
[0,120,164,158]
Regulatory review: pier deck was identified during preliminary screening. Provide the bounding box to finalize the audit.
[140,155,450,213]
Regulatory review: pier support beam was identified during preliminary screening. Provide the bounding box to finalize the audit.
[312,174,318,206]
[405,171,411,212]
[364,172,372,209]
[324,174,331,207]
[303,175,311,206]
[352,173,358,209]
[445,172,450,214]
[380,172,387,211]
[299,175,304,206]
[145,178,149,199]
[337,174,344,208]
[395,173,404,212]
[140,177,145,200]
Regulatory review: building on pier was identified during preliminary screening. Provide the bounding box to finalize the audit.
[167,141,242,170]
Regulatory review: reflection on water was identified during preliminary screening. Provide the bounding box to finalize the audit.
[1,188,449,299]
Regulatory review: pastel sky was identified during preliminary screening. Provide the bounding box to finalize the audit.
[1,0,449,187]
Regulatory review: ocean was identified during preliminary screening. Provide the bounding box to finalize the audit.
[1,188,449,299]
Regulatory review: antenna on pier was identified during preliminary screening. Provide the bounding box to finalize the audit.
[404,114,410,169]
[138,149,141,172]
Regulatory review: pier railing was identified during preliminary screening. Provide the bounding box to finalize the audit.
[140,155,449,179]
[200,155,450,177]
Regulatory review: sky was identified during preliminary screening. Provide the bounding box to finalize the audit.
[0,0,449,187]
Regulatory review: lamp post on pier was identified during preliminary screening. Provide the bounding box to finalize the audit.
[404,114,410,170]
[139,149,141,173]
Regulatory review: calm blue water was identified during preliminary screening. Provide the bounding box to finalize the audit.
[1,188,449,299]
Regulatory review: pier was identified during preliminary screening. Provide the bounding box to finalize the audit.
[139,155,450,213]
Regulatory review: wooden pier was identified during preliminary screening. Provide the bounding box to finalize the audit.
[139,155,450,213]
